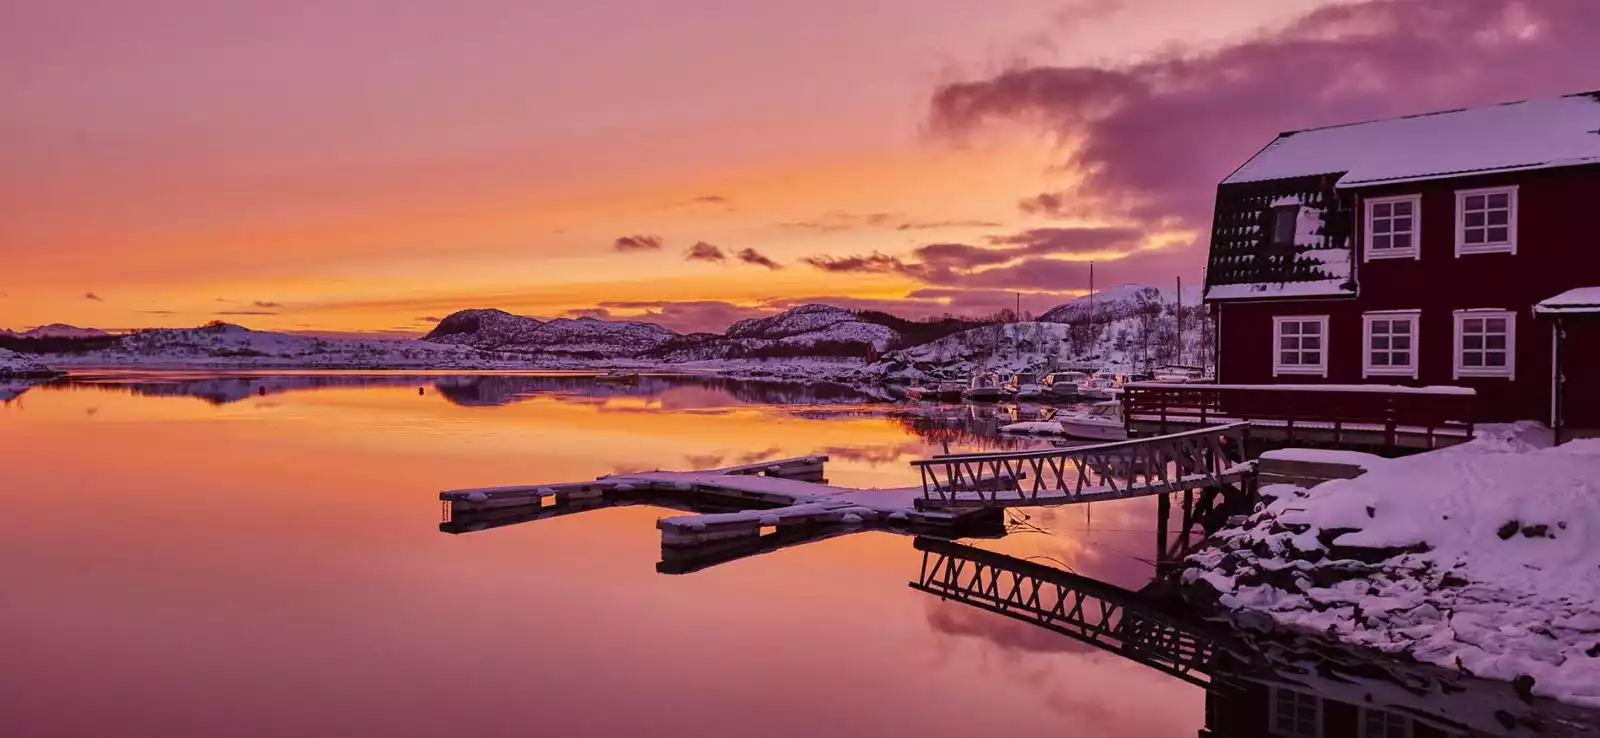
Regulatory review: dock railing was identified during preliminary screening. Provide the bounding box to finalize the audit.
[1122,383,1475,448]
[911,422,1251,508]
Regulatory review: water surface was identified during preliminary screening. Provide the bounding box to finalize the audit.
[1,371,1212,737]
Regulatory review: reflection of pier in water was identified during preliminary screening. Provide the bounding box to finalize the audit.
[911,539,1600,738]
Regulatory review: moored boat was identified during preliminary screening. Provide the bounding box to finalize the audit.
[962,373,1007,402]
[1006,372,1048,401]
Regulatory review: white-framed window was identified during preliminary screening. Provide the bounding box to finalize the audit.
[1363,311,1419,379]
[1270,687,1322,738]
[1454,310,1516,380]
[1455,186,1517,256]
[1365,195,1420,260]
[1361,708,1411,738]
[1273,316,1329,377]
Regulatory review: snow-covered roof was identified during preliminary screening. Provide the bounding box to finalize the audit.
[1535,287,1600,315]
[1224,92,1600,187]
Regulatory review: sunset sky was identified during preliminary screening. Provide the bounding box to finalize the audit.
[5,0,1598,335]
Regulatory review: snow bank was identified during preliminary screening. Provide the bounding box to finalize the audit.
[0,348,60,378]
[1185,423,1600,707]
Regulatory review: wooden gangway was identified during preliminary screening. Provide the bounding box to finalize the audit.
[910,538,1221,687]
[911,422,1253,510]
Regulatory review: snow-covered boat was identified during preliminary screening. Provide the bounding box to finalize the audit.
[908,381,964,402]
[1002,401,1126,441]
[962,373,1007,402]
[1076,375,1118,401]
[1042,371,1087,401]
[1056,400,1125,440]
[1006,372,1048,401]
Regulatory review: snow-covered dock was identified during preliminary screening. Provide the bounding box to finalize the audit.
[441,455,1004,556]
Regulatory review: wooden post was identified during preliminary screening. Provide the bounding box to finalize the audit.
[1554,317,1566,446]
[1156,492,1171,563]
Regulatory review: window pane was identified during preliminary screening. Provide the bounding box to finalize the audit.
[1372,337,1390,352]
[1373,219,1392,234]
[1371,320,1391,335]
[1303,336,1321,350]
[1464,353,1483,366]
[1488,192,1509,208]
[1373,234,1392,250]
[1487,226,1509,242]
[1393,351,1411,366]
[1465,318,1484,332]
[1303,351,1320,365]
[1466,194,1486,210]
[1302,322,1322,336]
[1281,322,1301,336]
[1394,216,1413,232]
[1488,209,1509,226]
[1373,203,1392,218]
[1466,228,1486,244]
[1394,201,1413,216]
[1393,320,1412,335]
[1373,353,1390,366]
[1393,336,1411,350]
[1393,233,1411,249]
[1486,352,1506,367]
[1487,318,1507,332]
[1486,335,1506,350]
[1281,351,1299,366]
[1464,335,1483,350]
[1465,211,1486,228]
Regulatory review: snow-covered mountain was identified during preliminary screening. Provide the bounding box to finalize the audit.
[423,308,676,358]
[1,323,112,339]
[43,322,499,368]
[0,348,60,378]
[1037,283,1204,324]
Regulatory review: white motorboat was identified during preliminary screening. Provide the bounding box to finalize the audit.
[1055,400,1126,441]
[1076,375,1119,401]
[962,373,1007,402]
[1041,371,1087,401]
[1006,372,1047,401]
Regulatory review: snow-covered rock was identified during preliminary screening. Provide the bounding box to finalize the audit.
[423,309,676,358]
[1183,423,1600,707]
[0,348,60,378]
[11,323,111,339]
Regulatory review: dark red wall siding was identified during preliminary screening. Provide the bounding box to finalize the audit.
[1213,164,1600,426]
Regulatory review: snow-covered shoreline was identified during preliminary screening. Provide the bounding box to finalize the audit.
[1183,423,1600,708]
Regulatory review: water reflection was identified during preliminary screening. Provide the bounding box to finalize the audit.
[912,538,1600,738]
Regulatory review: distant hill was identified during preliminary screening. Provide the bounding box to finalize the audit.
[1,323,112,339]
[423,308,677,359]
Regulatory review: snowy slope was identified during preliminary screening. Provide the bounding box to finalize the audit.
[1185,424,1600,707]
[423,309,677,358]
[647,304,900,362]
[0,348,60,377]
[1037,283,1203,324]
[46,322,499,368]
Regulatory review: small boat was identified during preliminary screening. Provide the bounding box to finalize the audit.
[1076,375,1118,401]
[1006,372,1048,401]
[593,371,640,385]
[909,381,966,402]
[962,373,1007,402]
[1055,400,1126,441]
[1042,371,1087,401]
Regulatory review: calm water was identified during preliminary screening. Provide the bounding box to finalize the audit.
[2,372,1201,737]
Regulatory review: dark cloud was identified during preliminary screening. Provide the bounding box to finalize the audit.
[138,310,180,315]
[685,241,727,262]
[801,252,914,275]
[930,0,1600,232]
[417,316,441,323]
[801,226,1144,288]
[736,248,783,270]
[613,234,665,252]
[690,195,729,204]
[565,307,612,319]
[214,310,278,316]
[1017,192,1075,218]
[781,212,1000,233]
[84,291,103,301]
[252,300,284,309]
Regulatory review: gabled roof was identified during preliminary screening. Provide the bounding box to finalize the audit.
[1224,92,1600,187]
[1535,287,1600,315]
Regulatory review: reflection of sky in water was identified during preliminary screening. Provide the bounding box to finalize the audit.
[1,372,1202,738]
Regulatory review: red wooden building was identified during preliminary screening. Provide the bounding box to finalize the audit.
[1203,92,1600,440]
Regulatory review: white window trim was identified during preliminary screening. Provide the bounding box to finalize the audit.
[1359,707,1413,738]
[1363,310,1420,379]
[1454,185,1518,257]
[1268,687,1324,738]
[1364,194,1422,261]
[1453,309,1516,381]
[1273,315,1330,378]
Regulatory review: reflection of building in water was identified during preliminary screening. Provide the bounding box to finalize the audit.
[910,538,1598,738]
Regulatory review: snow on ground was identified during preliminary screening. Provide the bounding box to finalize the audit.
[1184,422,1600,707]
[0,348,60,378]
[43,322,513,369]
